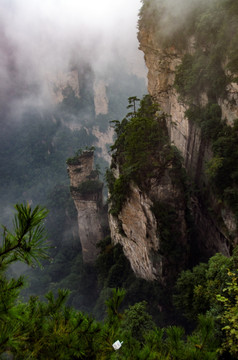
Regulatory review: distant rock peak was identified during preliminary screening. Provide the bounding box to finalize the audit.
[67,150,104,263]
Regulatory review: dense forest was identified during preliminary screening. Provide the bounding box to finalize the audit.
[0,201,222,358]
[1,0,238,358]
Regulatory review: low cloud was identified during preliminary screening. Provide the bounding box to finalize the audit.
[152,0,215,38]
[0,0,145,118]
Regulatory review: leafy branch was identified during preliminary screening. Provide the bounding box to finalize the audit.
[0,203,50,271]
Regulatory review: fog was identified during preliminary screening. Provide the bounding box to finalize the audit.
[0,0,217,118]
[0,0,148,227]
[152,0,216,37]
[0,0,145,117]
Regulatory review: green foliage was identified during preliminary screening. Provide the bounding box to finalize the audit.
[174,248,238,358]
[13,290,101,359]
[105,288,126,328]
[185,103,224,141]
[0,204,50,355]
[206,119,238,221]
[66,147,95,165]
[71,180,103,194]
[217,270,238,357]
[121,301,155,342]
[139,0,192,50]
[184,102,238,223]
[66,149,84,165]
[152,201,185,263]
[140,0,238,227]
[107,95,179,216]
[105,169,130,217]
[0,204,230,359]
[95,237,173,326]
[173,251,236,321]
[173,262,209,320]
[175,51,228,103]
[127,96,140,115]
[0,204,49,270]
[110,312,218,360]
[0,204,103,358]
[141,1,238,102]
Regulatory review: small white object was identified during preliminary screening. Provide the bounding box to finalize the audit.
[112,340,123,350]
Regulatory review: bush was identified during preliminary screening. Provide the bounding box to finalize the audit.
[107,95,175,216]
[70,180,103,194]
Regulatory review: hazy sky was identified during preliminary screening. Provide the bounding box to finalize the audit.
[0,0,145,114]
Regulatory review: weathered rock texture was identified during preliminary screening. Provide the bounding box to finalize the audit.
[109,163,191,282]
[67,151,104,263]
[92,126,114,163]
[138,30,206,182]
[109,16,237,282]
[138,28,236,247]
[93,79,108,116]
[109,184,160,281]
[138,29,238,182]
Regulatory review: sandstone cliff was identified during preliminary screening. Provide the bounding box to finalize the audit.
[137,2,238,248]
[108,1,238,282]
[109,170,189,282]
[107,96,196,282]
[67,150,104,263]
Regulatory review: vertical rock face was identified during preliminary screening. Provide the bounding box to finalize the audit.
[107,10,237,281]
[138,29,238,183]
[137,27,236,252]
[67,151,104,263]
[109,183,160,281]
[138,30,206,181]
[109,171,189,282]
[93,80,108,116]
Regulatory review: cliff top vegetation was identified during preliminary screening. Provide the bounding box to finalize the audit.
[106,95,183,216]
[139,0,238,70]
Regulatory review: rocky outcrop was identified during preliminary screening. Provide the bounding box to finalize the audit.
[138,30,205,181]
[109,162,191,282]
[109,183,160,281]
[108,9,237,281]
[219,81,238,125]
[92,126,114,163]
[67,151,104,263]
[138,29,238,181]
[138,26,236,252]
[48,69,80,104]
[93,79,108,116]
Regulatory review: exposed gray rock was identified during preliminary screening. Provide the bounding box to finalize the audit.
[67,151,104,263]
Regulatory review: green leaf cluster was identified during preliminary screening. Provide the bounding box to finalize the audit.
[70,180,103,195]
[217,270,238,357]
[1,204,238,359]
[173,248,238,358]
[173,251,237,321]
[107,95,176,216]
[175,52,228,103]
